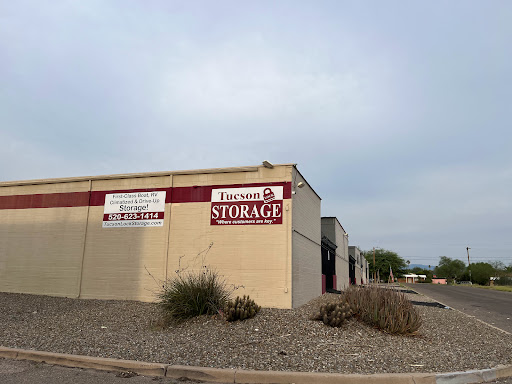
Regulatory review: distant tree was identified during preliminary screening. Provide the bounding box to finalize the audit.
[469,262,495,286]
[496,276,512,286]
[409,267,424,274]
[434,256,466,282]
[490,261,507,277]
[362,249,407,282]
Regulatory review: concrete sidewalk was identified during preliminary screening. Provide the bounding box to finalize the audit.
[1,346,511,384]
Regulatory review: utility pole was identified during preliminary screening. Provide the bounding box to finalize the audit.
[373,247,376,284]
[466,247,472,283]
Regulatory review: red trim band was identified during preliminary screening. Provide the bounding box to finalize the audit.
[0,192,90,210]
[0,182,292,210]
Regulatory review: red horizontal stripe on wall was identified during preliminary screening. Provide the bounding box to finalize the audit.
[0,182,292,209]
[171,182,292,203]
[0,192,90,210]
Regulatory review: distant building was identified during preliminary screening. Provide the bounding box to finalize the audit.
[404,274,427,283]
[348,246,368,285]
[321,217,349,292]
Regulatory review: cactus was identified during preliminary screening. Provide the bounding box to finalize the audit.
[313,299,353,327]
[224,295,261,322]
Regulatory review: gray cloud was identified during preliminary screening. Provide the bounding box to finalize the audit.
[1,0,511,264]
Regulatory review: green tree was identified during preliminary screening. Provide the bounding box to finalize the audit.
[490,261,507,277]
[434,256,466,282]
[362,249,407,282]
[469,262,495,286]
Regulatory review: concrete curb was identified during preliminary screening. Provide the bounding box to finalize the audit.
[1,346,511,383]
[166,364,236,382]
[0,346,167,377]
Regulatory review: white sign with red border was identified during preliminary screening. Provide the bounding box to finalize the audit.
[103,191,166,228]
[211,186,283,225]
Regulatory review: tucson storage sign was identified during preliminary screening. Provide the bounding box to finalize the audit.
[211,186,283,225]
[103,191,166,228]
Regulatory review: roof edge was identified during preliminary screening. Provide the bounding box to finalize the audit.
[321,216,347,234]
[293,165,321,200]
[0,163,297,187]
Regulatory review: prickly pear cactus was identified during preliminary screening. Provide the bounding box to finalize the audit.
[224,295,261,322]
[313,300,353,327]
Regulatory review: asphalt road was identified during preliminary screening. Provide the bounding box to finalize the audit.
[406,284,512,334]
[0,358,221,384]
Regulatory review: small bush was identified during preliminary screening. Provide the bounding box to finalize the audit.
[341,286,422,335]
[312,300,353,327]
[224,295,261,321]
[157,269,231,323]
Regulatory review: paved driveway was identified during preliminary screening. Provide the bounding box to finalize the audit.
[406,284,512,334]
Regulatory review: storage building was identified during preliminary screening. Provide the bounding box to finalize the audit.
[0,163,322,308]
[320,217,350,292]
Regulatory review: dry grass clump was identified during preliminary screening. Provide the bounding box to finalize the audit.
[157,269,230,323]
[312,286,422,335]
[341,286,422,335]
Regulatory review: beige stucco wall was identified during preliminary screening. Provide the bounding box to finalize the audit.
[0,164,300,308]
[355,256,362,284]
[79,175,171,301]
[167,166,294,308]
[0,180,90,196]
[168,201,292,308]
[0,182,90,297]
[333,219,349,290]
[171,165,287,187]
[291,168,321,308]
[362,257,369,284]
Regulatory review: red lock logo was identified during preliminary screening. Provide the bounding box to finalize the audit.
[263,188,275,203]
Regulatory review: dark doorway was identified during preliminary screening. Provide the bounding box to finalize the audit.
[349,255,356,285]
[321,236,337,291]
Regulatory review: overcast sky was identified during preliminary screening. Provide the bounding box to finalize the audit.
[1,1,511,266]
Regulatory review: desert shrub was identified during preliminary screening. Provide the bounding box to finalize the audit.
[341,286,422,335]
[312,300,353,327]
[224,295,261,321]
[157,269,231,323]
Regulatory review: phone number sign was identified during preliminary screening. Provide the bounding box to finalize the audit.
[103,191,166,228]
[211,186,283,225]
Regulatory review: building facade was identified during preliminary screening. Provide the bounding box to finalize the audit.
[0,163,322,309]
[348,246,368,285]
[321,217,350,291]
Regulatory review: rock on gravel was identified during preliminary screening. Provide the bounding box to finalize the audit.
[1,291,511,374]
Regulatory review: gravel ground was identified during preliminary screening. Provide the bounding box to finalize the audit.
[1,289,511,375]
